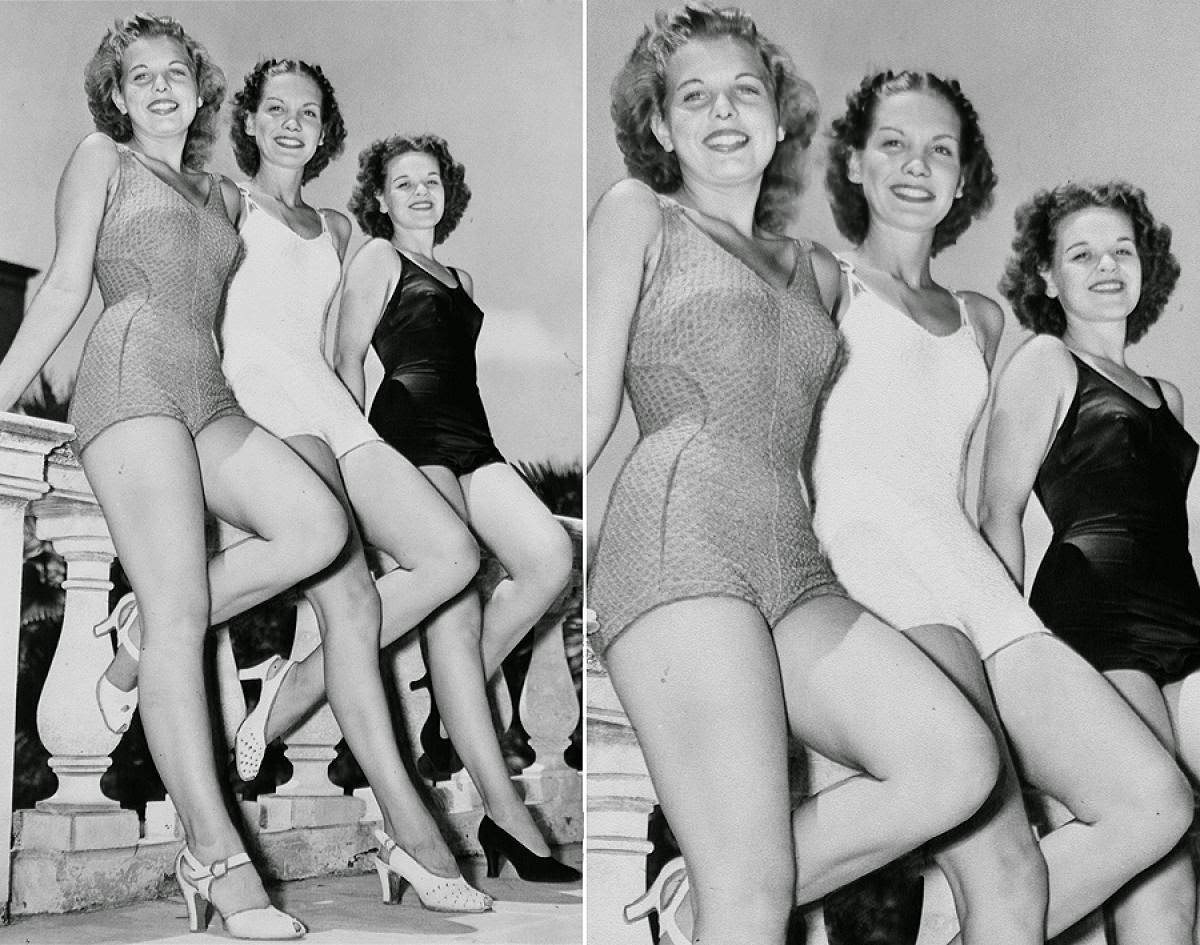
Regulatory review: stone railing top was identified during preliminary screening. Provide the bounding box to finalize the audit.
[0,411,76,502]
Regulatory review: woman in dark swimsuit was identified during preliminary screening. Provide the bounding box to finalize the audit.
[337,133,578,882]
[982,180,1199,944]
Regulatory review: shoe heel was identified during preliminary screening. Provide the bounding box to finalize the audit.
[623,885,657,923]
[483,846,504,878]
[375,856,402,904]
[181,887,213,933]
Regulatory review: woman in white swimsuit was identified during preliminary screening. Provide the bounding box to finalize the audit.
[811,70,1191,943]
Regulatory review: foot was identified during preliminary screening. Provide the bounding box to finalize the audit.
[487,808,551,858]
[102,613,140,693]
[184,841,276,918]
[380,821,459,878]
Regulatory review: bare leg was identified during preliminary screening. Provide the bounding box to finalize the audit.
[605,597,793,945]
[904,624,1047,945]
[987,634,1193,937]
[248,439,478,742]
[459,463,573,677]
[1104,669,1196,945]
[83,416,344,919]
[271,436,461,874]
[776,597,1000,905]
[419,463,571,856]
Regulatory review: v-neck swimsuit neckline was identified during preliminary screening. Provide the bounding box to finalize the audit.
[240,187,328,243]
[393,246,460,291]
[838,255,968,340]
[659,193,802,294]
[118,144,216,212]
[1068,351,1164,411]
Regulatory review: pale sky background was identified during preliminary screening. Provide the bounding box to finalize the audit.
[0,0,582,466]
[587,0,1200,577]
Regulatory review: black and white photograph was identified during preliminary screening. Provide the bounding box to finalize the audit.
[0,2,582,943]
[584,2,1200,944]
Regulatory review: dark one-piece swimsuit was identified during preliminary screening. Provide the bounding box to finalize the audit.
[368,250,506,476]
[1030,354,1200,683]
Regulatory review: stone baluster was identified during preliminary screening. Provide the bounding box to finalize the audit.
[26,446,137,841]
[0,415,76,919]
[261,599,361,830]
[585,637,657,945]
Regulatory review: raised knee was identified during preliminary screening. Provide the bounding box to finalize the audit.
[917,719,1001,831]
[1123,763,1194,860]
[430,529,480,595]
[290,495,350,575]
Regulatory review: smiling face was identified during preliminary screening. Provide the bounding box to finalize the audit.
[111,35,199,140]
[651,35,780,192]
[1043,206,1141,327]
[246,71,324,171]
[850,89,963,238]
[379,150,445,236]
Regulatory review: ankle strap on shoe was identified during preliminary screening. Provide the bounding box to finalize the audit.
[374,829,397,857]
[209,851,251,878]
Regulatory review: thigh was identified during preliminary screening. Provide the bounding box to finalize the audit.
[775,595,990,776]
[340,444,473,567]
[988,634,1180,820]
[604,597,793,876]
[1163,671,1200,783]
[460,463,571,574]
[194,415,344,538]
[80,418,210,629]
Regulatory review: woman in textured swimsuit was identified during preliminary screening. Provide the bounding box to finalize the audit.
[94,57,490,913]
[0,15,354,939]
[984,181,1200,943]
[587,8,1002,944]
[336,134,577,882]
[812,72,1192,945]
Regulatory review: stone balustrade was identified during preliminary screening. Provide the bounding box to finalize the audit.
[0,412,582,919]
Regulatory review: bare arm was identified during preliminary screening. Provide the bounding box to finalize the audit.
[334,238,395,409]
[978,334,1075,587]
[0,134,117,410]
[586,179,661,471]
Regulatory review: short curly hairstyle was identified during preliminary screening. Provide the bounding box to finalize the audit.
[83,13,224,170]
[826,71,996,256]
[347,134,469,244]
[229,59,346,184]
[611,3,820,233]
[999,181,1179,344]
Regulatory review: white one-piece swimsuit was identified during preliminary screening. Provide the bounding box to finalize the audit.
[811,258,1048,659]
[222,187,382,458]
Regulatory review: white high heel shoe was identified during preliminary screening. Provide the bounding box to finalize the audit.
[174,845,306,939]
[93,593,139,734]
[235,656,294,781]
[373,828,493,913]
[624,856,690,944]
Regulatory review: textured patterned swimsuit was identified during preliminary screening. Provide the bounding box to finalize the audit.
[70,141,243,452]
[588,190,845,655]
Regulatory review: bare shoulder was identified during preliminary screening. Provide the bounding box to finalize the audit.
[215,176,242,223]
[960,291,1004,338]
[321,208,353,256]
[807,241,841,303]
[348,236,398,272]
[589,178,662,238]
[999,332,1076,391]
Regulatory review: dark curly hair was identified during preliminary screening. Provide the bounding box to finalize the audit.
[229,59,346,184]
[611,3,820,233]
[999,181,1179,344]
[83,13,224,170]
[347,134,469,244]
[826,71,996,256]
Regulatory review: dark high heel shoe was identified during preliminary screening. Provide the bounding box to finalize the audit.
[410,673,463,780]
[477,815,581,883]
